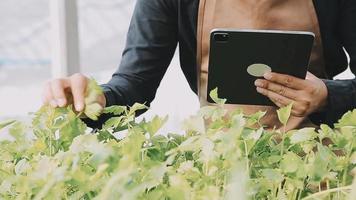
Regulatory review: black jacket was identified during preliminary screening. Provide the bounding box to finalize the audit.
[101,0,356,126]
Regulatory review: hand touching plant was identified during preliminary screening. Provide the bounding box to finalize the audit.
[42,73,106,112]
[254,71,328,117]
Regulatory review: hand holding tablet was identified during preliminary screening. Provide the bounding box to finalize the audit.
[207,29,315,106]
[254,71,328,117]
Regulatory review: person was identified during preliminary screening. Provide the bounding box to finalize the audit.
[43,0,356,128]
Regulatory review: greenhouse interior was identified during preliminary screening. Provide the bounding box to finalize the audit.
[0,0,355,199]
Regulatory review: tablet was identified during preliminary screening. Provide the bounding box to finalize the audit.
[207,29,315,106]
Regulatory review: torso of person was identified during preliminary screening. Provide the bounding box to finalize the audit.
[197,0,327,130]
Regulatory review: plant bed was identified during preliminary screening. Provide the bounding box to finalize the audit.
[0,80,355,200]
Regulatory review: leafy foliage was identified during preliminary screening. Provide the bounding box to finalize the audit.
[0,81,355,200]
[277,102,293,126]
[84,79,104,121]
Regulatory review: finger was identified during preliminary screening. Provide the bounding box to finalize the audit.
[263,72,306,90]
[70,73,88,112]
[291,107,308,117]
[271,97,285,108]
[42,81,56,106]
[50,79,70,107]
[291,110,305,117]
[256,87,293,107]
[255,79,298,100]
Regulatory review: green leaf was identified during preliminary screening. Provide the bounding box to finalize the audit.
[176,136,201,153]
[103,116,124,129]
[14,158,30,175]
[0,120,16,130]
[248,128,264,141]
[103,105,126,115]
[200,137,215,163]
[280,152,303,173]
[9,121,27,142]
[0,180,12,194]
[290,128,317,144]
[182,115,205,133]
[85,79,103,104]
[144,116,168,136]
[277,103,293,125]
[268,155,282,164]
[335,109,356,127]
[209,88,226,105]
[167,175,191,200]
[308,144,334,182]
[83,79,104,120]
[319,124,334,140]
[351,152,356,164]
[246,111,267,126]
[262,169,284,183]
[128,103,148,115]
[84,103,103,121]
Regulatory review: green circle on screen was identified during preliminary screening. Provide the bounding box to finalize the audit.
[247,63,272,77]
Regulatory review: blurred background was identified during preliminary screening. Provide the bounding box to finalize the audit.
[0,0,353,132]
[0,0,199,133]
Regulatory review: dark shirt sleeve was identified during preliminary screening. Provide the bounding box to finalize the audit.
[84,0,177,128]
[102,0,178,108]
[310,0,356,126]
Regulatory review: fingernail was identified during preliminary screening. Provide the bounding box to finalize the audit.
[50,100,58,107]
[57,98,66,107]
[264,73,272,80]
[256,87,263,94]
[255,80,263,87]
[75,103,84,111]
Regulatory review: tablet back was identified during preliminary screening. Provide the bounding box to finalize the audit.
[207,29,314,105]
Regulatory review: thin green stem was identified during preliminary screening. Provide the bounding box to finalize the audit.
[243,140,250,176]
[342,140,354,186]
[76,111,84,118]
[272,184,278,200]
[281,126,286,156]
[297,189,302,200]
[289,189,297,200]
[302,186,351,200]
[326,180,331,200]
[337,181,340,200]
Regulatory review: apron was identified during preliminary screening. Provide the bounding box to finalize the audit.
[197,0,327,130]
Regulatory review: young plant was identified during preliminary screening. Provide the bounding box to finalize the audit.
[0,82,354,200]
